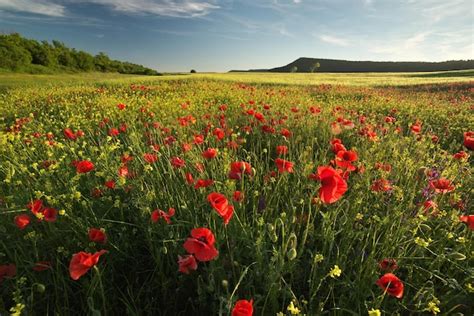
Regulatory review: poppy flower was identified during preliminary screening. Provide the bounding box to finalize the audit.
[104,180,116,189]
[33,261,52,272]
[379,258,398,271]
[69,250,107,280]
[410,122,422,134]
[194,179,214,189]
[371,178,392,192]
[202,148,218,159]
[42,207,57,222]
[276,145,288,155]
[464,131,474,150]
[313,166,348,204]
[275,158,294,173]
[151,208,175,224]
[183,228,218,262]
[232,299,254,316]
[233,191,244,202]
[171,157,186,168]
[207,192,234,225]
[108,128,120,137]
[118,165,129,177]
[0,264,16,283]
[429,178,455,194]
[28,199,44,216]
[330,139,346,153]
[459,215,474,230]
[178,255,198,274]
[63,128,77,140]
[335,150,358,171]
[75,160,94,174]
[228,161,252,180]
[280,128,292,138]
[117,103,126,110]
[14,214,31,230]
[376,273,404,298]
[143,153,158,164]
[453,151,469,160]
[193,134,205,145]
[213,128,225,140]
[88,228,107,244]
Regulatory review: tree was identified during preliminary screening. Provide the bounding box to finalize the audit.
[190,69,196,73]
[290,66,298,73]
[310,62,320,73]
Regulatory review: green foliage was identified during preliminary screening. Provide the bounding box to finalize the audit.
[0,33,160,75]
[0,76,472,315]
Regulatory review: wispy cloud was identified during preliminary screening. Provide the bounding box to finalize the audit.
[319,34,350,46]
[0,0,220,18]
[0,0,65,17]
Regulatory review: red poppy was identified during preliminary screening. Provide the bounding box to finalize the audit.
[233,191,244,202]
[69,250,107,280]
[276,145,288,155]
[193,134,205,145]
[0,264,16,283]
[376,273,404,298]
[207,192,234,225]
[379,258,398,271]
[313,166,348,204]
[202,148,218,159]
[410,121,422,134]
[194,179,214,189]
[42,207,57,222]
[228,161,252,180]
[459,215,474,230]
[335,150,358,171]
[182,143,193,152]
[280,128,292,138]
[105,180,116,189]
[117,103,126,110]
[183,228,218,262]
[453,151,469,160]
[371,178,392,192]
[429,178,455,194]
[88,228,107,244]
[330,139,346,153]
[232,299,254,316]
[108,128,120,137]
[213,128,225,140]
[75,160,94,173]
[464,131,474,150]
[63,128,77,140]
[151,208,175,224]
[118,165,129,177]
[275,158,294,173]
[33,261,52,272]
[143,153,158,164]
[14,214,31,230]
[178,255,198,274]
[28,199,43,216]
[171,157,186,168]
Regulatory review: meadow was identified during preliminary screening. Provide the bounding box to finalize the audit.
[0,72,473,315]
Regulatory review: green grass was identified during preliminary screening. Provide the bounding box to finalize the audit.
[0,74,472,315]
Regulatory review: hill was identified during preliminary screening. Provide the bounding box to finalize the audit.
[0,33,160,75]
[267,57,474,73]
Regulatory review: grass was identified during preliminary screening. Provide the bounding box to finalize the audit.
[0,72,472,315]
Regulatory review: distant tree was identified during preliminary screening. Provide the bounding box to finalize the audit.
[74,51,95,71]
[190,69,196,73]
[310,62,320,73]
[290,66,298,73]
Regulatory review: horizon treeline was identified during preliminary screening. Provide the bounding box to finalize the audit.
[0,33,160,75]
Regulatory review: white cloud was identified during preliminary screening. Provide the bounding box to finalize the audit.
[0,0,65,17]
[0,0,219,18]
[319,34,350,46]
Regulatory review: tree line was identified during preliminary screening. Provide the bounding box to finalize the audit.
[0,33,160,75]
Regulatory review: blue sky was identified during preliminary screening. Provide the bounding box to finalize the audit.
[0,0,472,72]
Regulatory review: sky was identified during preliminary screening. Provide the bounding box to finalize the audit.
[0,0,472,72]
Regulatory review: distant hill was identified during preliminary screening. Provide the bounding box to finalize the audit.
[268,57,474,73]
[0,33,160,75]
[230,57,474,73]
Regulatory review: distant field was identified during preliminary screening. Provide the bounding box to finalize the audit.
[0,70,472,91]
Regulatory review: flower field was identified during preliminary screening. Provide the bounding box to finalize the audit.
[0,75,473,315]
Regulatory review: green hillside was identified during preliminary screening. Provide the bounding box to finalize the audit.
[267,57,474,73]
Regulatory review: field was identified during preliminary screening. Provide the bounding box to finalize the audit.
[0,72,473,315]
